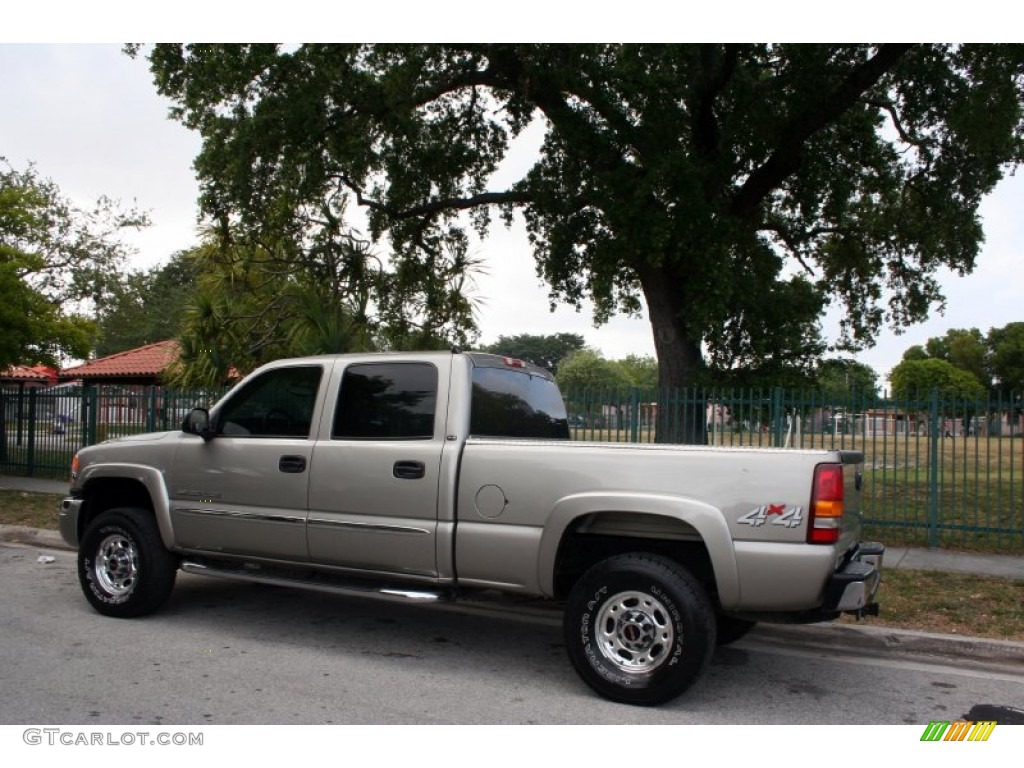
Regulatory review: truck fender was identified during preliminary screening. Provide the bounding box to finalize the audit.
[77,463,175,550]
[537,491,740,607]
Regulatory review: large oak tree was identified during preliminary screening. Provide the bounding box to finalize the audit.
[136,45,1024,439]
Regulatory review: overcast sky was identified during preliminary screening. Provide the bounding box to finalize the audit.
[2,43,1022,386]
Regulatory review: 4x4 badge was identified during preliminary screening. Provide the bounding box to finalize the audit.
[737,505,804,528]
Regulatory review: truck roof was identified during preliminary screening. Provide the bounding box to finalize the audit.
[246,349,556,381]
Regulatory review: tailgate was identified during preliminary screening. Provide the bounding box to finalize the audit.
[825,449,884,616]
[837,450,865,555]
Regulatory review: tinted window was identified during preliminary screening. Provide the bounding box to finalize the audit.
[217,366,323,438]
[333,363,437,440]
[470,367,569,439]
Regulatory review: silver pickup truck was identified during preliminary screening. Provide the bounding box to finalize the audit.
[60,350,883,705]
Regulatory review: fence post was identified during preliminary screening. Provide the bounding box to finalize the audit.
[16,384,25,446]
[26,388,37,477]
[147,386,157,433]
[80,386,89,446]
[84,386,98,446]
[629,387,640,443]
[772,387,784,448]
[927,388,940,549]
[0,388,7,464]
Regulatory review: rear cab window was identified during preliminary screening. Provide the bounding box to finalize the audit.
[469,357,569,440]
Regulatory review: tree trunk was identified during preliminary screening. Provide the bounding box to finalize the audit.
[640,265,708,444]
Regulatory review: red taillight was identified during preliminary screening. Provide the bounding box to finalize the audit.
[809,463,844,544]
[502,356,526,368]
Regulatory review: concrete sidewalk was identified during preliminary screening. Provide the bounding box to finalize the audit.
[0,474,68,496]
[1,473,1022,581]
[887,546,1024,582]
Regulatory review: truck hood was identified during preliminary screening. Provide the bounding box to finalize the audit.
[76,430,185,481]
[96,430,178,446]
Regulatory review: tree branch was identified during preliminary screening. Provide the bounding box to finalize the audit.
[410,64,503,109]
[391,190,535,220]
[730,44,914,220]
[691,44,738,166]
[867,97,930,150]
[336,171,533,222]
[760,221,845,276]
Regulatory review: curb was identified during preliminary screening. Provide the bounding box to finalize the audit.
[749,622,1024,672]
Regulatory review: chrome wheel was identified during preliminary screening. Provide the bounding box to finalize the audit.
[595,590,676,674]
[565,554,715,704]
[79,508,178,617]
[94,533,139,597]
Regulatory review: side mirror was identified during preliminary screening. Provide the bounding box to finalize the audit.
[183,408,214,441]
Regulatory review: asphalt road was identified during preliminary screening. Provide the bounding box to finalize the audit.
[1,542,1022,725]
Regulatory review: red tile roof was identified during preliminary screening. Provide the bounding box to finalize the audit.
[1,365,56,383]
[59,340,181,380]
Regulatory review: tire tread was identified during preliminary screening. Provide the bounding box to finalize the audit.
[564,552,716,705]
[78,507,177,618]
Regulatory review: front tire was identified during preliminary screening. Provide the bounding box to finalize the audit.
[78,508,178,618]
[564,553,715,705]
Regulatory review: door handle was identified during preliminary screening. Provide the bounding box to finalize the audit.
[279,455,307,473]
[393,460,425,479]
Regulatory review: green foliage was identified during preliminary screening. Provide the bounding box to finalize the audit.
[135,44,1024,425]
[703,358,818,392]
[902,345,929,362]
[889,358,988,401]
[897,324,1024,395]
[613,354,659,388]
[0,159,147,368]
[987,322,1024,394]
[481,333,585,373]
[95,250,198,357]
[168,220,480,388]
[556,348,631,392]
[924,328,990,388]
[0,258,93,367]
[815,358,880,401]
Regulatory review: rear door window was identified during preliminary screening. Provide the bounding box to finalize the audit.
[333,363,438,440]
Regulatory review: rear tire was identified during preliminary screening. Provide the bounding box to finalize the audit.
[78,507,177,618]
[563,553,715,705]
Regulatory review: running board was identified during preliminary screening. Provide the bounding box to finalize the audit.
[179,559,454,604]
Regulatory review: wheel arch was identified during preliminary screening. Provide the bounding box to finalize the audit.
[538,492,740,607]
[76,464,173,549]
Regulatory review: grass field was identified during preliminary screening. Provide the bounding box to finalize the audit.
[0,489,63,528]
[842,569,1024,642]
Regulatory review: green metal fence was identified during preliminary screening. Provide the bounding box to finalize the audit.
[2,383,1022,552]
[1,385,220,480]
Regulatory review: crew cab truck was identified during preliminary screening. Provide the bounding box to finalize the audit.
[59,351,883,705]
